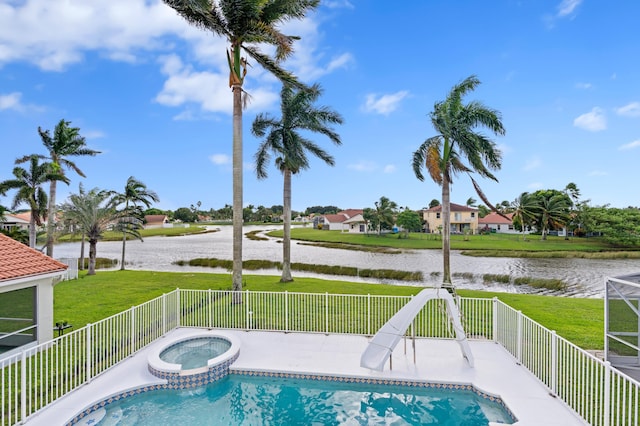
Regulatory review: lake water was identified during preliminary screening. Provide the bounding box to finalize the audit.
[54,225,639,298]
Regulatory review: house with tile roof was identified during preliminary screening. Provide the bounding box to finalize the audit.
[0,213,30,232]
[0,234,68,358]
[478,212,521,234]
[422,203,479,234]
[144,214,170,229]
[315,209,366,232]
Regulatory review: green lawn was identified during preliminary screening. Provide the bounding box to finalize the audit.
[268,227,626,253]
[54,270,604,350]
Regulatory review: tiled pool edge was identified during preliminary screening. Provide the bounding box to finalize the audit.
[65,360,517,425]
[66,350,240,425]
[233,368,517,423]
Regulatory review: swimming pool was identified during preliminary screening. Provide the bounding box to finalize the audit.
[70,373,515,425]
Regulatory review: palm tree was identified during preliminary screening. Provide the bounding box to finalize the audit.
[511,192,538,241]
[17,119,100,257]
[0,155,69,248]
[112,177,160,270]
[252,83,343,282]
[372,196,398,235]
[412,75,505,289]
[538,194,571,241]
[60,187,119,275]
[163,0,319,293]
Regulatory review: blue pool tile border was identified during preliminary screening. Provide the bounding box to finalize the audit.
[232,369,517,423]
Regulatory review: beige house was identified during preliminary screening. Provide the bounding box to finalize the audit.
[422,203,479,234]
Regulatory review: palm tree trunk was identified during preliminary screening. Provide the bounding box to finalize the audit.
[120,231,126,270]
[442,174,452,287]
[88,240,97,275]
[46,180,57,256]
[80,232,85,270]
[231,84,244,300]
[29,215,37,248]
[281,169,293,282]
[121,200,128,270]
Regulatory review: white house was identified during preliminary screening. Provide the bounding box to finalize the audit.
[316,209,365,232]
[478,212,517,234]
[0,234,67,359]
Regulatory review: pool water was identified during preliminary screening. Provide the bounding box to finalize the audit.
[89,374,515,425]
[159,337,231,370]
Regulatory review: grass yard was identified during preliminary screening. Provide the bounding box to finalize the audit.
[54,270,604,350]
[265,227,636,255]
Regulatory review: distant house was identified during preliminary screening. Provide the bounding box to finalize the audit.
[0,213,30,232]
[422,203,478,234]
[316,209,365,232]
[478,212,519,234]
[0,234,67,359]
[144,215,171,229]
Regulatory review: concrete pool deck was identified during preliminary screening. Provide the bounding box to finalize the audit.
[24,328,587,426]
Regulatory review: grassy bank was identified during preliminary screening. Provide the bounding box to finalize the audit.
[264,228,639,258]
[56,225,213,243]
[54,270,603,350]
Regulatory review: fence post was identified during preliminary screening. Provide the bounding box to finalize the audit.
[517,311,523,362]
[21,349,27,421]
[325,292,329,334]
[367,294,371,336]
[208,289,213,329]
[161,294,167,335]
[176,288,181,328]
[130,306,136,355]
[551,330,557,395]
[492,297,498,342]
[86,324,92,383]
[603,361,611,426]
[285,291,289,333]
[245,289,250,330]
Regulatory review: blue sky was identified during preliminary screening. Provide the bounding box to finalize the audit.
[1,0,638,213]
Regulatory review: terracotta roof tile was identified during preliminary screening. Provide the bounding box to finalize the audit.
[478,212,513,225]
[0,234,67,282]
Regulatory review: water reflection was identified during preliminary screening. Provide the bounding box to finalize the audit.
[54,225,639,298]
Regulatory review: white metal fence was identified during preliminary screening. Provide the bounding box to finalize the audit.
[1,289,638,426]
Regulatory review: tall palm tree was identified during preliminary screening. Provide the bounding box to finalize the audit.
[252,83,343,282]
[112,176,159,270]
[60,187,119,275]
[0,155,69,248]
[372,196,397,235]
[163,0,319,293]
[17,119,100,257]
[412,75,505,289]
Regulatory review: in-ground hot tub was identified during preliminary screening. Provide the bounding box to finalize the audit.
[148,332,240,388]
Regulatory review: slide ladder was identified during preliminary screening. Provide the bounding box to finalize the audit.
[360,288,474,371]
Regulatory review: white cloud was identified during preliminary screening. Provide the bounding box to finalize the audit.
[573,107,606,132]
[527,182,543,190]
[362,91,409,116]
[588,170,607,176]
[84,130,106,139]
[557,0,582,17]
[0,92,23,111]
[383,164,396,174]
[575,82,592,89]
[523,156,542,171]
[0,0,188,71]
[209,154,230,165]
[615,102,640,118]
[619,140,640,150]
[155,55,279,114]
[347,161,376,172]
